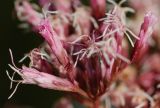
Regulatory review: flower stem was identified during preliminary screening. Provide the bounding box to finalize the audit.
[93,100,100,108]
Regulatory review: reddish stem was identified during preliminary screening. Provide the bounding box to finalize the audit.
[93,100,100,108]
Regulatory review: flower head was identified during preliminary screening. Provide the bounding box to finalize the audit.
[7,0,157,107]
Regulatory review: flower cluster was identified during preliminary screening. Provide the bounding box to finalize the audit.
[7,0,159,108]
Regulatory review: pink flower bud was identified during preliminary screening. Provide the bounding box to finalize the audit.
[38,19,69,66]
[90,0,106,19]
[38,19,76,81]
[15,0,42,26]
[21,66,76,92]
[28,48,53,74]
[131,12,157,63]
